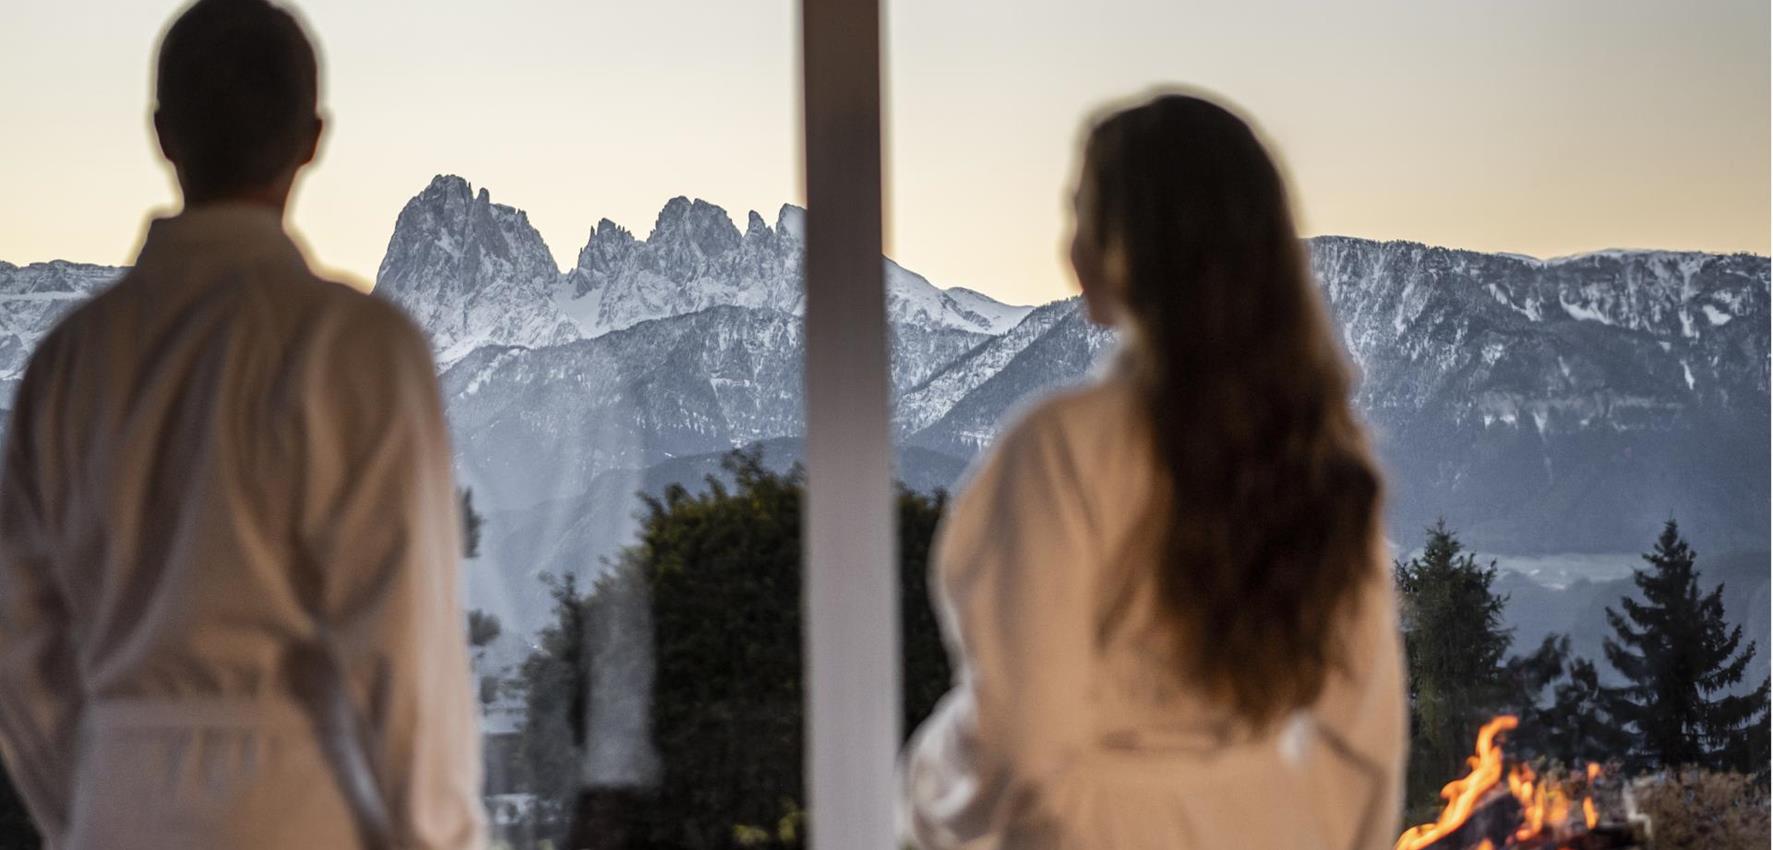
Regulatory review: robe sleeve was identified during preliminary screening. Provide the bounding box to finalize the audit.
[0,334,81,848]
[1306,540,1408,850]
[1355,648,1407,850]
[296,301,486,850]
[901,404,1097,849]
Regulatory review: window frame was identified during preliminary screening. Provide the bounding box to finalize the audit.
[799,0,901,846]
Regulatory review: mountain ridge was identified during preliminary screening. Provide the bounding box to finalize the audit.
[373,175,1032,364]
[4,176,1767,647]
[1,176,1765,565]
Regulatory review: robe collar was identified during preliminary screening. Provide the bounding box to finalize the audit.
[134,203,309,273]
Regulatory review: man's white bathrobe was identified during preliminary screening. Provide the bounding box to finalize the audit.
[0,206,485,849]
[901,359,1408,850]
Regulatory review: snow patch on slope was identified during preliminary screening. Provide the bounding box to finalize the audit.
[945,286,1035,334]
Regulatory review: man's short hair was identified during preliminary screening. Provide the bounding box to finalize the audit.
[155,0,319,197]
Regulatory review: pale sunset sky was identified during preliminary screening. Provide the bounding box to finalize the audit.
[0,0,1767,305]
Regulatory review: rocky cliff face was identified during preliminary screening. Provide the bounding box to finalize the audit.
[442,306,807,513]
[375,177,1031,369]
[1313,237,1766,425]
[374,176,582,365]
[1310,237,1768,552]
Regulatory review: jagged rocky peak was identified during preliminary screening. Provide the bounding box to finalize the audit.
[775,204,806,243]
[647,197,743,271]
[372,177,1048,345]
[557,196,803,337]
[375,175,575,364]
[577,219,638,276]
[745,210,771,240]
[378,174,560,291]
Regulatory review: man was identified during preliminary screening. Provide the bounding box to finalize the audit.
[0,2,485,848]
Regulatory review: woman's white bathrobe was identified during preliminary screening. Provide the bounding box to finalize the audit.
[901,360,1407,850]
[0,206,485,849]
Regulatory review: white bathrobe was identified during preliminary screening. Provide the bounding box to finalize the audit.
[0,205,485,849]
[901,359,1408,850]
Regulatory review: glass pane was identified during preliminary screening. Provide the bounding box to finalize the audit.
[1,2,818,848]
[887,0,1770,839]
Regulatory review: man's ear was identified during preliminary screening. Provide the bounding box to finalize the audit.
[152,110,179,165]
[300,113,325,167]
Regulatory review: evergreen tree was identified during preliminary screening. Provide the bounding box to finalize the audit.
[460,488,484,560]
[1509,637,1630,767]
[635,450,805,848]
[513,448,953,848]
[1503,633,1570,756]
[1603,519,1771,773]
[467,609,503,651]
[512,571,592,843]
[466,609,503,710]
[898,486,952,736]
[1546,657,1632,764]
[460,487,502,719]
[1394,519,1516,809]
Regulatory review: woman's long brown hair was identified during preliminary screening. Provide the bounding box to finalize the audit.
[1081,93,1383,730]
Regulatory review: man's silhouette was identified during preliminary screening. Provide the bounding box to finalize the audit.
[0,2,485,848]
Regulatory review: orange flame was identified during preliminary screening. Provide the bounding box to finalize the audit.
[1395,717,1600,850]
[1394,715,1518,850]
[1508,761,1575,843]
[1583,763,1602,829]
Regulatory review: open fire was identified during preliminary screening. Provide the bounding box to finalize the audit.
[1395,716,1649,850]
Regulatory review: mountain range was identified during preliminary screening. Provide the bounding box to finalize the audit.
[1,174,1766,654]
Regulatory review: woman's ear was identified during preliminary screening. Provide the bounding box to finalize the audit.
[1068,177,1126,328]
[1074,234,1127,328]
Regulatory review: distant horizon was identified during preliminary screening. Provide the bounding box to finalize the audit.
[4,172,1765,307]
[6,166,1765,303]
[6,171,1765,305]
[2,0,1765,305]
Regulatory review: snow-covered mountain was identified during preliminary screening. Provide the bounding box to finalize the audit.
[944,286,1036,334]
[444,306,807,513]
[375,176,581,365]
[375,176,1030,367]
[0,261,124,404]
[1,179,1766,643]
[436,229,1769,632]
[557,201,804,337]
[1314,237,1768,420]
[900,238,1770,553]
[900,299,1115,451]
[1310,237,1769,554]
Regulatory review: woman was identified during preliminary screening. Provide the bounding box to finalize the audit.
[901,92,1407,850]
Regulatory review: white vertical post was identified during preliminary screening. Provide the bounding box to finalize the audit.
[800,0,899,845]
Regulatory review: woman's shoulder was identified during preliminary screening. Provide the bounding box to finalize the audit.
[957,366,1144,497]
[1006,366,1140,450]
